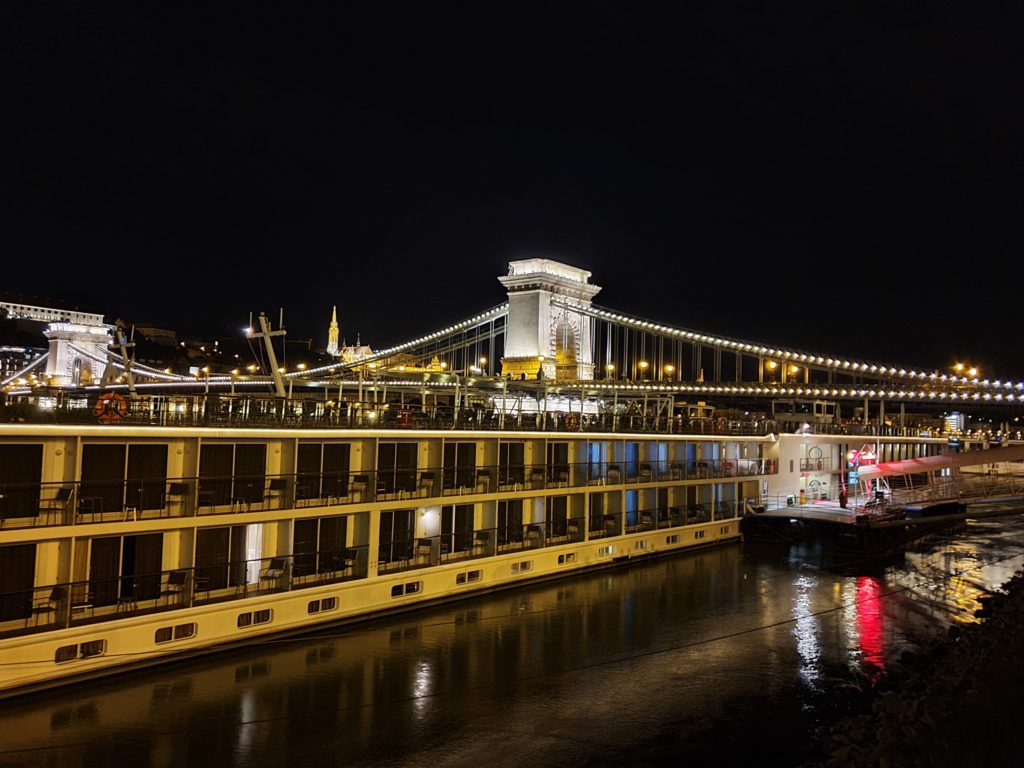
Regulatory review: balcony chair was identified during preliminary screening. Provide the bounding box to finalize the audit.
[350,475,369,503]
[259,558,287,588]
[31,585,67,626]
[39,487,74,525]
[267,477,288,506]
[162,482,190,513]
[160,570,188,604]
[417,472,435,498]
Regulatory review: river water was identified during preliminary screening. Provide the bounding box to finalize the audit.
[3,510,1024,768]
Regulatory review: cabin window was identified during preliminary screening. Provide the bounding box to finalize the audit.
[54,645,78,663]
[443,442,476,491]
[625,491,638,527]
[294,515,347,578]
[511,561,532,574]
[79,640,106,658]
[378,509,414,564]
[598,545,614,557]
[156,623,196,644]
[498,442,525,487]
[546,442,570,484]
[87,533,163,607]
[308,597,338,614]
[666,535,679,544]
[546,496,568,537]
[376,443,418,495]
[695,530,706,540]
[441,504,473,554]
[0,444,43,519]
[588,494,605,534]
[0,543,36,621]
[194,525,249,592]
[456,570,482,584]
[198,444,267,507]
[296,443,351,501]
[391,581,422,597]
[497,499,523,545]
[80,443,168,513]
[557,553,576,564]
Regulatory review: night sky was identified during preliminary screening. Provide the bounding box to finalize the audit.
[2,3,1021,376]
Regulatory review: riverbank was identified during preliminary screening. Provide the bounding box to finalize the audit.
[811,568,1024,767]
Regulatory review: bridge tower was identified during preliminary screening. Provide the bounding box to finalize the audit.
[498,259,601,381]
[43,322,112,386]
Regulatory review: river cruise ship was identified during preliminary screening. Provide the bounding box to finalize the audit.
[0,388,964,698]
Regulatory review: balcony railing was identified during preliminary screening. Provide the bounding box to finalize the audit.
[0,459,778,531]
[0,547,370,641]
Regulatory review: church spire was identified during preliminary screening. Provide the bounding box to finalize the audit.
[327,305,340,357]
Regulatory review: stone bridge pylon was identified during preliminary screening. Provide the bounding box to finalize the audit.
[498,258,601,381]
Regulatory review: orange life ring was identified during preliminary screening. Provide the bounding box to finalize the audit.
[565,414,578,431]
[816,459,823,471]
[95,392,128,423]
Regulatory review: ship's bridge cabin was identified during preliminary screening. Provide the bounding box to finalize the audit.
[771,399,837,429]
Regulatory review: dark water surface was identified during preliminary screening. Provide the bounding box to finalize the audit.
[3,511,1024,768]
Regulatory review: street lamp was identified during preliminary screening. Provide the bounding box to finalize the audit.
[664,364,675,380]
[605,363,615,379]
[638,360,649,379]
[953,362,979,382]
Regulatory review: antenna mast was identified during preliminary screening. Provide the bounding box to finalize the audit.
[247,311,287,397]
[115,327,138,398]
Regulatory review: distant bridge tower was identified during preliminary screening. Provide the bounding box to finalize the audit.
[327,305,340,357]
[43,322,112,386]
[498,259,601,381]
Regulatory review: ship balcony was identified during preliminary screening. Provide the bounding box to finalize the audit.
[0,547,370,641]
[0,460,779,533]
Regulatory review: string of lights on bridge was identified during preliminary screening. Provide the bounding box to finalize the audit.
[14,300,1021,400]
[577,305,1024,392]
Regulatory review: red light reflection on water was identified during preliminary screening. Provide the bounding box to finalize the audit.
[856,576,886,681]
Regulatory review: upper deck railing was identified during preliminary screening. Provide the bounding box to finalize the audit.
[0,458,778,532]
[0,391,947,438]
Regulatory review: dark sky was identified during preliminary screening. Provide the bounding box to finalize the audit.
[2,2,1022,376]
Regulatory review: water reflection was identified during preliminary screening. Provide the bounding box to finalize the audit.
[2,513,1024,767]
[792,573,821,690]
[855,577,885,683]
